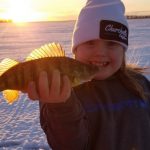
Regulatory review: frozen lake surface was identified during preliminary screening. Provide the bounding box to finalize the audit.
[0,19,150,149]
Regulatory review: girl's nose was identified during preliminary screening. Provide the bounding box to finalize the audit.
[93,46,107,57]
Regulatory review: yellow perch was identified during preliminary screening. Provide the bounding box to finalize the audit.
[0,43,100,104]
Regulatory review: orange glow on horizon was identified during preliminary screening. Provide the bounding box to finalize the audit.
[0,0,48,22]
[0,0,85,22]
[0,0,149,22]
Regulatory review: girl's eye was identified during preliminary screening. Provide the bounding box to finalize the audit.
[87,41,94,45]
[107,41,118,47]
[85,40,96,46]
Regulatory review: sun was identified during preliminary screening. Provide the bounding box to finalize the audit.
[3,0,40,23]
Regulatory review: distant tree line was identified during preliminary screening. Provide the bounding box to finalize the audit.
[0,19,12,23]
[126,15,150,19]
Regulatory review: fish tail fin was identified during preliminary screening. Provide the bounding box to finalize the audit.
[0,58,19,76]
[0,58,20,94]
[3,90,19,104]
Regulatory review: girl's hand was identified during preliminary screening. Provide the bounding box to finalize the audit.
[26,70,71,103]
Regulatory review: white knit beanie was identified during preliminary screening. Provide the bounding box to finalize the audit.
[72,0,129,52]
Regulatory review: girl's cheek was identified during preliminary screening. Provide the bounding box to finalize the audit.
[75,49,91,59]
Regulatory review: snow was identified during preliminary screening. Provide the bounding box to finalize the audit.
[0,19,150,149]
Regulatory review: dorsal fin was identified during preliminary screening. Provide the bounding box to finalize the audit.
[0,58,19,76]
[26,42,65,61]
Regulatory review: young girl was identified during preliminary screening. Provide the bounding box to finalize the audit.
[26,0,150,149]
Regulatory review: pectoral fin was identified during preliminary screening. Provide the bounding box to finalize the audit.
[3,90,19,104]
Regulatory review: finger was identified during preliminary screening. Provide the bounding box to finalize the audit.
[38,71,50,101]
[49,69,60,98]
[27,81,39,100]
[60,75,71,102]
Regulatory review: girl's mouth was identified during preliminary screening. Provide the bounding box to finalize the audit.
[89,61,110,67]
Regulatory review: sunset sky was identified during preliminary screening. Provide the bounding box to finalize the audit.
[0,0,150,22]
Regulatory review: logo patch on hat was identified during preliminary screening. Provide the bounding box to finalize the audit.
[100,20,128,46]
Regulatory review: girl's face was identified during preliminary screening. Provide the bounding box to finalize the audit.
[74,39,124,80]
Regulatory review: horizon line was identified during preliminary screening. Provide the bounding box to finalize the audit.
[0,11,150,23]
